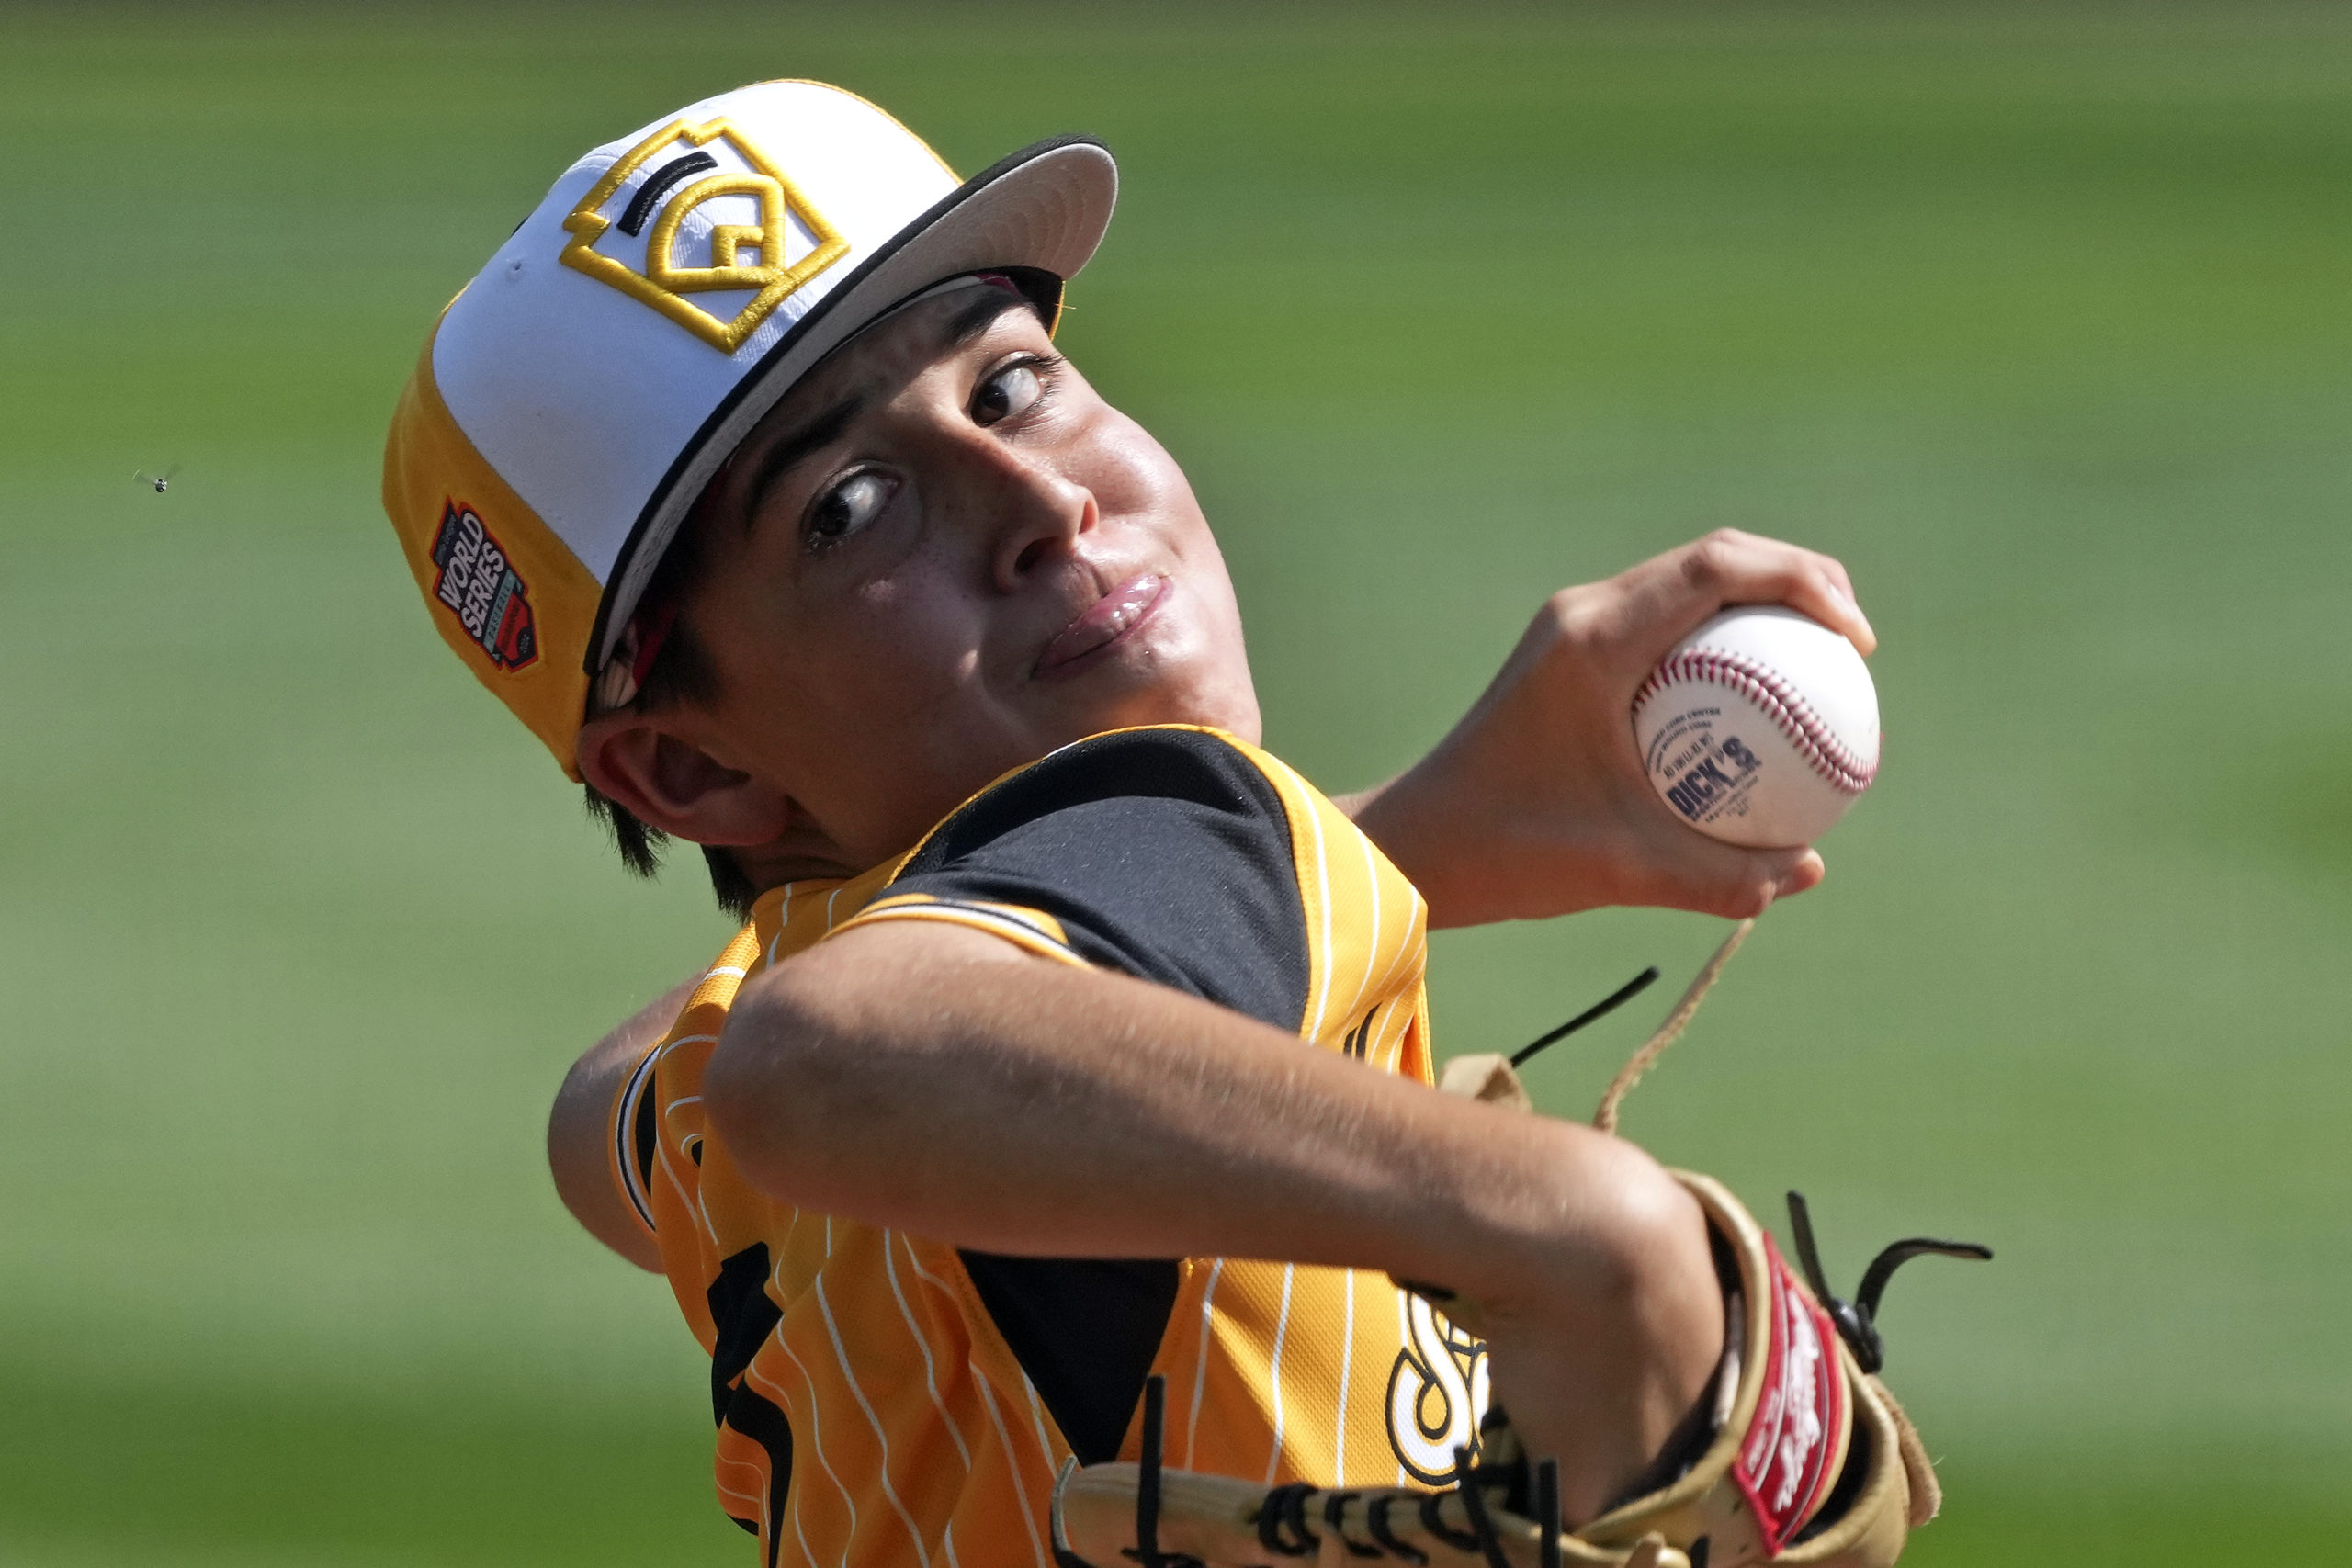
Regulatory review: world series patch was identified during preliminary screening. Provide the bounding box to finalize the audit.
[431,500,538,671]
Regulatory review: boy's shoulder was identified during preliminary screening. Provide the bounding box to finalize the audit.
[895,723,1306,877]
[733,725,1414,1035]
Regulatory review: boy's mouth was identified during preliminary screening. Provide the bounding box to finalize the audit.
[1035,572,1168,676]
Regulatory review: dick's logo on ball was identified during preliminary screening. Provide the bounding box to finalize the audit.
[431,500,538,671]
[1664,735,1762,821]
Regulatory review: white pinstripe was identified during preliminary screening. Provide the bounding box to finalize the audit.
[764,1413,820,1568]
[883,1232,974,1471]
[1183,1258,1226,1468]
[648,1031,725,1242]
[905,1248,960,1301]
[717,1440,784,1568]
[815,1274,932,1566]
[1369,1000,1408,1077]
[693,1184,720,1250]
[1366,838,1420,1011]
[1020,1375,1062,1485]
[902,1237,1026,1555]
[1299,794,1338,1040]
[975,1376,1050,1568]
[759,1341,857,1568]
[645,1093,720,1249]
[1334,1268,1356,1484]
[712,1470,762,1515]
[1365,886,1425,1076]
[1342,829,1385,1032]
[768,881,797,968]
[1261,1263,1297,1483]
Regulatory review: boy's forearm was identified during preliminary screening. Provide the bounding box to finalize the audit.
[704,921,1689,1315]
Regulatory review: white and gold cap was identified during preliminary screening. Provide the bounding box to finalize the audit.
[384,79,1116,774]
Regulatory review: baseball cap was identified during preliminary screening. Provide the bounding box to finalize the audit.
[383,79,1117,776]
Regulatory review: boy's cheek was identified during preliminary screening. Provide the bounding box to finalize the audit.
[1080,410,1198,521]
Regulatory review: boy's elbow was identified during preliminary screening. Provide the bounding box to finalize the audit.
[703,962,863,1200]
[705,922,1026,1207]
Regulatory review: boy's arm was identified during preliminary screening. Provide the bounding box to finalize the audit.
[1339,528,1875,929]
[547,976,699,1273]
[707,918,1724,1523]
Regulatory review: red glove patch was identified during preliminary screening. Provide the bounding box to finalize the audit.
[1733,1235,1850,1553]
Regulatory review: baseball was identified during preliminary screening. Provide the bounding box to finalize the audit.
[1631,606,1881,848]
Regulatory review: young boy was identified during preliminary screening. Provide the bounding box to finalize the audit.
[386,81,1874,1566]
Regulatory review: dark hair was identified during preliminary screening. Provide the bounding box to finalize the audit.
[581,503,761,919]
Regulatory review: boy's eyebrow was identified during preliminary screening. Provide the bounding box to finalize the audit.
[735,394,865,532]
[731,291,1035,531]
[943,288,1030,349]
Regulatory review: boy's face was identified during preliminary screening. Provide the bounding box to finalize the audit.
[664,286,1259,871]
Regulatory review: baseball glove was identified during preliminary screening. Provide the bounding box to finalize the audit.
[1050,923,1987,1568]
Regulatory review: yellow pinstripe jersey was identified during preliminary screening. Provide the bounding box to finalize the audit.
[607,726,1489,1566]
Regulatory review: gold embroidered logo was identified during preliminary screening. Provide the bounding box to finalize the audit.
[560,118,851,353]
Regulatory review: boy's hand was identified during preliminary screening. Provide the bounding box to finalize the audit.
[1345,529,1875,929]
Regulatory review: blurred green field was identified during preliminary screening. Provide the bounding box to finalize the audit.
[3,3,2347,1562]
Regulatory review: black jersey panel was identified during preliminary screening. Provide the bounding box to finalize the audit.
[888,728,1312,1032]
[891,728,1314,1467]
[956,1252,1181,1465]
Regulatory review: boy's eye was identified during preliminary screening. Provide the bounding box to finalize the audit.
[972,361,1046,427]
[805,469,897,550]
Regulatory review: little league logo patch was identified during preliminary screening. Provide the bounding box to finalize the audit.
[560,117,851,353]
[431,501,537,671]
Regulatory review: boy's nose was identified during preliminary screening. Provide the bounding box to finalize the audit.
[974,443,1097,592]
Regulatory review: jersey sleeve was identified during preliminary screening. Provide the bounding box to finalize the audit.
[607,1035,664,1240]
[835,727,1312,1033]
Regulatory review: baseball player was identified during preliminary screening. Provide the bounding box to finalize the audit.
[387,81,1918,1567]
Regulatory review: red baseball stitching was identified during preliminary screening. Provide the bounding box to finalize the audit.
[1634,649,1878,795]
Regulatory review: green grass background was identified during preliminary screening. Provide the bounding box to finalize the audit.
[3,2,2347,1562]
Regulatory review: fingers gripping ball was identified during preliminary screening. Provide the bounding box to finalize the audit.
[1633,608,1880,848]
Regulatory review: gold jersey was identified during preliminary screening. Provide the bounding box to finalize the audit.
[605,727,1488,1566]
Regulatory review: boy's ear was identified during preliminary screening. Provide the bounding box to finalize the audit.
[576,709,792,848]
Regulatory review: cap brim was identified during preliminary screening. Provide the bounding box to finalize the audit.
[587,134,1118,671]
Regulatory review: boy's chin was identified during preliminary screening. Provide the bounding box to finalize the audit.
[1043,670,1259,747]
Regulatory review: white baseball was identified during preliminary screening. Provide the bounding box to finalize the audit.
[1631,606,1880,849]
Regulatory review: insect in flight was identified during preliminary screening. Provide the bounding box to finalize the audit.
[134,466,182,493]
